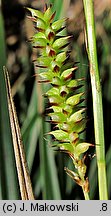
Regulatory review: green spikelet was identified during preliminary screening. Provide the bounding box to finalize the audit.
[27,5,93,198]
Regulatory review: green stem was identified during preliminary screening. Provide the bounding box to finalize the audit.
[83,190,90,200]
[83,0,108,200]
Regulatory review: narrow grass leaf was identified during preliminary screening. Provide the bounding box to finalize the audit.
[4,68,34,200]
[0,10,19,200]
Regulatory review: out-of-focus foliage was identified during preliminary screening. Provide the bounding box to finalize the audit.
[0,0,111,199]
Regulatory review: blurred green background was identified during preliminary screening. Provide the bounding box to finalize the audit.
[0,0,111,200]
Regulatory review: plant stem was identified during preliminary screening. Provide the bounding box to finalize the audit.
[83,190,89,200]
[83,0,108,200]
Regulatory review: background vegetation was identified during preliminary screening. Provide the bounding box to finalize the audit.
[0,0,111,200]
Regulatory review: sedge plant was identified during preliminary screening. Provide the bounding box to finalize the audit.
[27,4,94,200]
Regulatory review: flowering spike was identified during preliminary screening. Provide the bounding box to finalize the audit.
[28,5,93,196]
